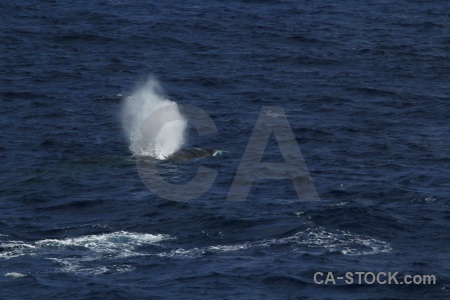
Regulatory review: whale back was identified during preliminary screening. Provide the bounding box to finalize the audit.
[165,148,219,162]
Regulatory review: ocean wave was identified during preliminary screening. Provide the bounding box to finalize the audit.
[0,227,390,276]
[156,227,392,258]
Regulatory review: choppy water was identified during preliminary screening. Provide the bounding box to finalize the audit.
[1,0,449,299]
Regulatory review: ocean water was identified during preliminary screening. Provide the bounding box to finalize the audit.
[1,0,449,299]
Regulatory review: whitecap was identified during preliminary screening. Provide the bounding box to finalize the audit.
[36,231,173,257]
[0,241,36,259]
[1,231,173,276]
[156,227,391,258]
[278,227,392,255]
[4,272,26,279]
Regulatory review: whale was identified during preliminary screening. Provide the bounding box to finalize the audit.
[165,148,222,162]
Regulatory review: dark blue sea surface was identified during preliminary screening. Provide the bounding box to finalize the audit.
[1,0,449,299]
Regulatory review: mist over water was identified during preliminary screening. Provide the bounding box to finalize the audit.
[121,79,187,159]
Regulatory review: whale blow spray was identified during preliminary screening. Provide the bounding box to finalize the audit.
[121,79,187,159]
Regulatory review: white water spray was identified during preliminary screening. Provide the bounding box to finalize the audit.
[121,79,187,159]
